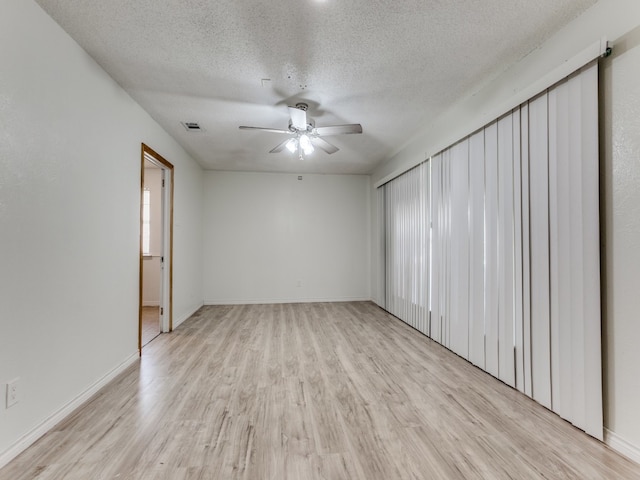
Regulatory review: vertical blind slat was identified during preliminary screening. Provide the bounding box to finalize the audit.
[528,92,552,409]
[512,107,525,394]
[484,122,500,378]
[498,114,516,387]
[468,131,486,368]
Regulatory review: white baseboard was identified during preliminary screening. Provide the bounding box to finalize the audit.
[605,428,640,464]
[204,296,370,306]
[0,353,139,470]
[172,302,204,329]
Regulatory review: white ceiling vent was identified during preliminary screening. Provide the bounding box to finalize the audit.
[181,122,204,132]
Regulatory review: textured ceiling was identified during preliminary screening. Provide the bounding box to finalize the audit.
[35,0,597,174]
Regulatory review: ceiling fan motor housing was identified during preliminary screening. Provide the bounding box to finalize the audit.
[290,105,314,132]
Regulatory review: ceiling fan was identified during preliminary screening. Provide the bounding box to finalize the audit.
[239,103,363,160]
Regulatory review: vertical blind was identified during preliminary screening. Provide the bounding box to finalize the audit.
[384,163,430,334]
[381,63,602,439]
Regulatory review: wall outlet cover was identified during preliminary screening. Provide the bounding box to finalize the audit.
[6,378,20,408]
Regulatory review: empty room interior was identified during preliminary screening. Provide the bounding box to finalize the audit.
[2,0,640,478]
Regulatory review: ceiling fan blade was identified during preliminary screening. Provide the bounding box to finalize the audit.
[288,106,308,131]
[239,126,291,134]
[314,124,363,136]
[311,137,339,155]
[269,138,293,153]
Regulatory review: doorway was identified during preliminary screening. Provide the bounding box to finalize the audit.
[139,144,174,354]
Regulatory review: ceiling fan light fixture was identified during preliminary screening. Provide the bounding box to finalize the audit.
[299,134,314,155]
[285,138,297,153]
[239,103,362,157]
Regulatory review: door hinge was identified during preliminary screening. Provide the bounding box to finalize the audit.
[162,179,165,187]
[160,307,164,315]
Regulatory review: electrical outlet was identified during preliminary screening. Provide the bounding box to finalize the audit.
[6,378,20,408]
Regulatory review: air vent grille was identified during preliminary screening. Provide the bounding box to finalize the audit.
[181,122,203,132]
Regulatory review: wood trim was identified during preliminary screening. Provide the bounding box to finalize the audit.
[169,160,174,332]
[142,143,174,170]
[138,145,145,356]
[139,143,175,356]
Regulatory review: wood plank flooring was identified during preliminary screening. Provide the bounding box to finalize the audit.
[2,302,639,479]
[141,306,160,347]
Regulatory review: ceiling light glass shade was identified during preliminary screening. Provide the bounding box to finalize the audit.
[285,138,297,153]
[299,134,314,155]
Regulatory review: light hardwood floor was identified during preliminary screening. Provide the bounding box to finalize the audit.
[141,306,161,347]
[2,302,639,479]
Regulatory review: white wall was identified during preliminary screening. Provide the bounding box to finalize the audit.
[142,257,161,306]
[142,167,162,306]
[370,0,640,460]
[203,172,370,304]
[144,167,164,257]
[601,27,640,458]
[0,0,203,464]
